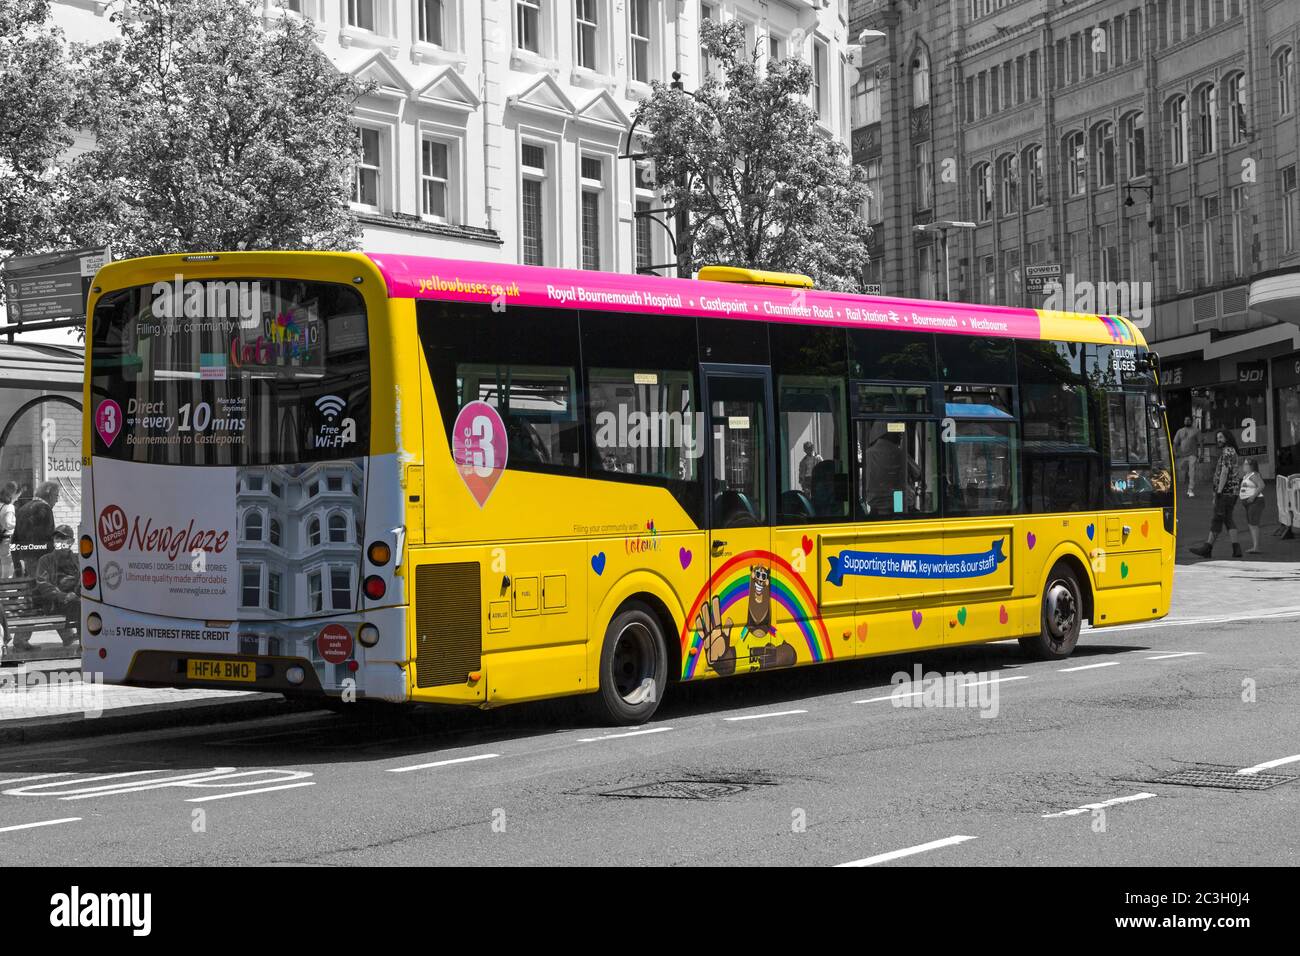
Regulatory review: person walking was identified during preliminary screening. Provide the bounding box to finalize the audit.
[1189,430,1243,558]
[1238,457,1267,554]
[1173,416,1200,497]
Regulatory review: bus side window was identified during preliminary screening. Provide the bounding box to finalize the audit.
[1018,340,1100,513]
[771,324,850,523]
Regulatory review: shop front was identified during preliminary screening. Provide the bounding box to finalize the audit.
[1162,356,1272,483]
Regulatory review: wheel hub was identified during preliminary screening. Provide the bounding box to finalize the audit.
[1045,582,1077,641]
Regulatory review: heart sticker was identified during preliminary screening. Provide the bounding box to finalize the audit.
[857,622,868,642]
[1027,531,1037,550]
[1086,523,1095,540]
[801,535,813,555]
[591,552,606,576]
[95,399,123,448]
[998,605,1009,624]
[956,607,967,626]
[911,609,923,629]
[1141,520,1149,537]
[678,547,692,570]
[452,401,508,507]
[1120,561,1129,579]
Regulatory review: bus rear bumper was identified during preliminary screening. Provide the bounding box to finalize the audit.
[80,601,410,702]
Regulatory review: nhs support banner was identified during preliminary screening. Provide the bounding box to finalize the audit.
[92,458,238,620]
[826,539,1007,587]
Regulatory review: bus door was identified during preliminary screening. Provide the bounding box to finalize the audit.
[700,367,779,677]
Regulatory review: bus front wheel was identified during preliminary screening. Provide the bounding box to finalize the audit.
[594,601,668,725]
[1019,563,1083,660]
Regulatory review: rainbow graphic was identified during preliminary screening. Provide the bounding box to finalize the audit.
[680,551,832,679]
[1099,314,1133,343]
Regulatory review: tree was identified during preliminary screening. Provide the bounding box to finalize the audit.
[0,0,77,258]
[633,20,872,291]
[59,0,367,257]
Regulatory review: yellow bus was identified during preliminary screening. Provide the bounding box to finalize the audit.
[79,252,1174,724]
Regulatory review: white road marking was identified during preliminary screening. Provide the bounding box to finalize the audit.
[723,709,808,722]
[185,782,317,803]
[578,726,673,742]
[0,817,81,834]
[1237,754,1300,776]
[1042,792,1156,818]
[387,754,500,773]
[0,773,73,786]
[836,835,977,867]
[1058,661,1120,673]
[854,674,1026,704]
[1144,651,1206,660]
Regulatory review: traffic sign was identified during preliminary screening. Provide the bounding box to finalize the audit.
[2,246,111,323]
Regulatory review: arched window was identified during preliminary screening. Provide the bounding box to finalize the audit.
[1122,111,1146,180]
[1225,72,1248,146]
[1091,121,1116,187]
[997,153,1019,215]
[911,47,930,107]
[1195,82,1217,154]
[269,518,282,548]
[328,513,348,543]
[1022,144,1044,207]
[1063,131,1086,195]
[308,516,321,548]
[243,510,263,542]
[1166,95,1189,165]
[971,162,993,220]
[1275,47,1294,115]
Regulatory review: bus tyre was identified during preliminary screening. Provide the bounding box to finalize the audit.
[595,602,668,725]
[1020,563,1083,660]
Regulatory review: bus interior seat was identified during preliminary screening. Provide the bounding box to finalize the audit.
[780,490,814,521]
[810,459,842,516]
[715,489,759,527]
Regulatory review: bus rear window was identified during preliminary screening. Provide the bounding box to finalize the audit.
[89,279,369,465]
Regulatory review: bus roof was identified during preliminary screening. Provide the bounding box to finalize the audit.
[88,251,1146,349]
[365,253,1147,349]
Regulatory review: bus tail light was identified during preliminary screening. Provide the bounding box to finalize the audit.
[86,613,103,636]
[363,576,386,600]
[367,541,391,566]
[81,568,97,590]
[79,536,94,558]
[358,623,380,647]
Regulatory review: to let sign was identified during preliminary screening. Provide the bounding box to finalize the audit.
[1025,263,1062,294]
[2,247,111,323]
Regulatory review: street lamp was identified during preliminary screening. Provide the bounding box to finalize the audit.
[913,220,977,301]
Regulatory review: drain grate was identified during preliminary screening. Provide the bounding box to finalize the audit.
[1137,767,1299,791]
[600,779,757,800]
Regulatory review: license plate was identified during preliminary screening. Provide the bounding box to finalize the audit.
[185,659,256,683]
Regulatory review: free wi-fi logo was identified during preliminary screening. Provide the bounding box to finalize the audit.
[315,394,346,422]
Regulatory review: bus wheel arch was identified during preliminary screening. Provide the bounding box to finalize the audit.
[1043,549,1094,625]
[1020,555,1090,660]
[592,598,670,725]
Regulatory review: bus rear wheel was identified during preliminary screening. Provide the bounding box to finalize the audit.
[594,601,668,725]
[1019,563,1083,660]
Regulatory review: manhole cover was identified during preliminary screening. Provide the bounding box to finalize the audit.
[600,780,753,800]
[1137,767,1298,791]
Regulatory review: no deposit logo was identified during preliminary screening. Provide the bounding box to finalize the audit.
[98,504,128,551]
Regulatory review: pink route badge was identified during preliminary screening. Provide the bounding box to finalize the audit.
[95,399,123,447]
[452,400,508,507]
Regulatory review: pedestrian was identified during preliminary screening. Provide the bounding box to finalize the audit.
[1189,430,1243,558]
[1172,416,1199,497]
[1239,457,1266,554]
[12,480,59,577]
[0,480,17,579]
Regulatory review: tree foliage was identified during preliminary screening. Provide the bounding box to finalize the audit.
[633,20,872,290]
[58,0,367,257]
[0,0,76,257]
